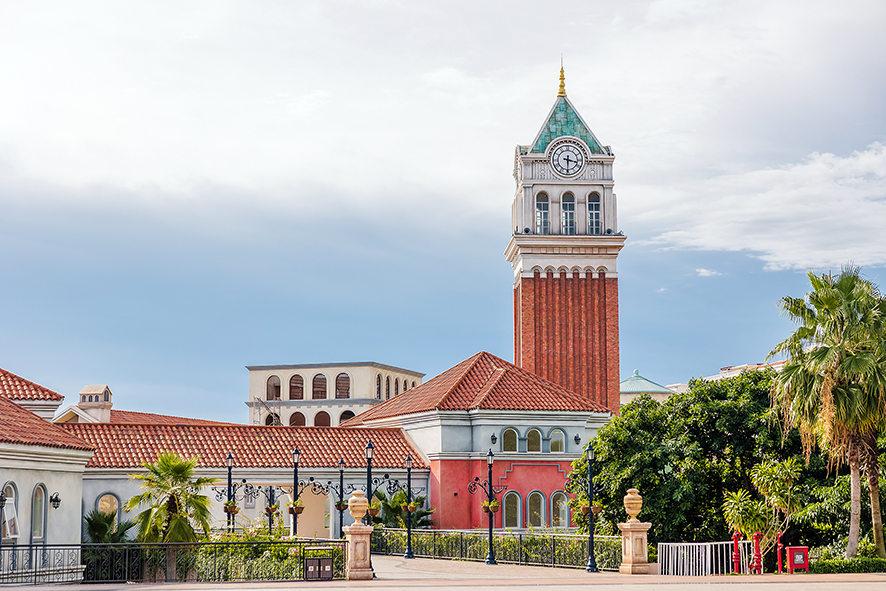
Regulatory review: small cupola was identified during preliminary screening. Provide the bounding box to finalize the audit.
[78,385,113,422]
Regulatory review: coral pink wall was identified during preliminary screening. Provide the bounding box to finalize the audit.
[432,458,575,529]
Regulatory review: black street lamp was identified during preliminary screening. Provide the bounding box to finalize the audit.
[292,447,301,536]
[337,458,345,535]
[585,444,604,573]
[226,453,234,532]
[404,455,414,559]
[365,441,374,525]
[468,449,507,565]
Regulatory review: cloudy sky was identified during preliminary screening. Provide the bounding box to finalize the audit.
[2,0,885,422]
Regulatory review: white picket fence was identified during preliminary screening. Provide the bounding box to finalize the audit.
[658,540,753,576]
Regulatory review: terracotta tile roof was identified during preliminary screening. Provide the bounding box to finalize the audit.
[109,410,238,426]
[59,423,425,470]
[0,396,93,452]
[344,351,611,425]
[0,367,63,401]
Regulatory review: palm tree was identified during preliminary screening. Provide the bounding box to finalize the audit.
[372,490,435,529]
[770,267,886,558]
[83,509,136,543]
[124,451,217,581]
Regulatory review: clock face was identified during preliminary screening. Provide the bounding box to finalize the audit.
[551,143,584,176]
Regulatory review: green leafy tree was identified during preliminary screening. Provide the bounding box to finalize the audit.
[569,371,818,544]
[83,509,136,543]
[124,451,217,542]
[770,267,886,558]
[372,489,435,529]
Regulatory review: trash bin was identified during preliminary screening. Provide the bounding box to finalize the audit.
[304,546,335,581]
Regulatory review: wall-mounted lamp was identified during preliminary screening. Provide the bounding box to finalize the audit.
[50,492,61,509]
[574,434,581,445]
[490,433,497,444]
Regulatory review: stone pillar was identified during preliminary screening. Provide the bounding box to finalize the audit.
[343,490,374,580]
[618,488,652,575]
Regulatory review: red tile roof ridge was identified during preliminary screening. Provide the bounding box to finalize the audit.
[468,365,507,409]
[109,410,239,426]
[0,367,64,401]
[434,352,484,411]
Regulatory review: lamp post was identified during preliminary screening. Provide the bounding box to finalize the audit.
[337,458,345,535]
[365,441,374,525]
[468,449,507,565]
[404,455,414,559]
[586,444,601,573]
[292,447,301,536]
[226,453,234,533]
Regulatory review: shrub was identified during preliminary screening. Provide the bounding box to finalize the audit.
[811,557,886,573]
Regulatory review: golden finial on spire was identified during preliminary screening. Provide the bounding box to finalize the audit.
[557,62,566,97]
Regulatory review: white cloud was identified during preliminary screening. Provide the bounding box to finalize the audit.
[696,268,722,277]
[638,143,886,271]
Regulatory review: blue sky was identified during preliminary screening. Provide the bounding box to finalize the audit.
[2,1,885,422]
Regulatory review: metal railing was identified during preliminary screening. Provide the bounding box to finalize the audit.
[658,540,753,576]
[371,528,621,571]
[0,539,347,584]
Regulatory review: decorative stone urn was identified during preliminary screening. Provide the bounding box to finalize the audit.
[623,488,643,522]
[343,491,374,580]
[348,489,369,521]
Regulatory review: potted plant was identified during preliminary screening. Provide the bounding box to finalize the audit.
[265,504,279,516]
[488,499,500,513]
[335,500,348,511]
[223,500,239,515]
[591,505,602,515]
[580,504,590,515]
[368,501,381,517]
[288,499,304,515]
[481,501,490,513]
[407,503,417,512]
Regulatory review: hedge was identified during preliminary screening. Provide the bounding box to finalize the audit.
[811,557,886,574]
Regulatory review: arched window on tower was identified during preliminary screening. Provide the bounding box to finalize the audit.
[527,429,542,452]
[385,377,391,400]
[412,381,416,388]
[562,193,575,235]
[394,379,400,397]
[527,492,545,527]
[588,193,601,235]
[503,492,521,528]
[502,429,518,452]
[335,373,350,399]
[314,411,331,427]
[312,374,327,399]
[289,412,306,426]
[550,430,565,452]
[376,375,382,399]
[535,193,550,234]
[267,376,281,400]
[551,491,569,528]
[289,375,304,400]
[340,410,356,423]
[265,413,280,425]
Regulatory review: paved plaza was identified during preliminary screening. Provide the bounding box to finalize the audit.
[23,555,886,590]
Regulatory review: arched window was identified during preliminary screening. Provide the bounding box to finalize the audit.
[588,193,601,235]
[103,391,109,402]
[551,492,569,527]
[88,395,93,402]
[412,381,416,388]
[340,410,355,423]
[31,486,46,543]
[289,375,304,400]
[314,411,331,427]
[394,379,400,397]
[550,430,565,453]
[535,193,550,234]
[502,429,518,452]
[289,412,306,426]
[265,413,280,425]
[527,492,544,527]
[527,429,542,452]
[267,375,281,400]
[335,373,350,399]
[2,482,19,539]
[503,492,521,528]
[385,377,391,400]
[402,381,407,392]
[97,494,119,531]
[81,395,86,402]
[562,193,575,235]
[312,374,327,399]
[376,375,382,399]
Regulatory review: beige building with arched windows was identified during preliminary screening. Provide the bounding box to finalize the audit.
[245,362,424,427]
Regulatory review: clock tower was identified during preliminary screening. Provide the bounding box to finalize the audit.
[504,69,626,413]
